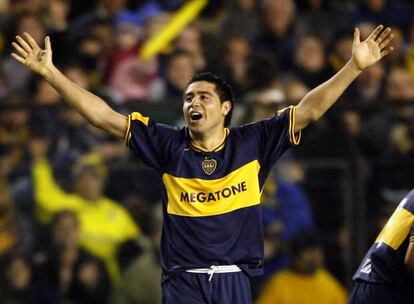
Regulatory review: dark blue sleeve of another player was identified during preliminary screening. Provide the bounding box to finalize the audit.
[124,112,178,173]
[250,106,301,168]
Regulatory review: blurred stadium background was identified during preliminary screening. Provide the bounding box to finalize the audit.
[1,0,414,303]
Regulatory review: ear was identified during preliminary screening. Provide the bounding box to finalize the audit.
[222,100,232,116]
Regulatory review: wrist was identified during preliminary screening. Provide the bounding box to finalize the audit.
[43,63,58,81]
[347,58,363,76]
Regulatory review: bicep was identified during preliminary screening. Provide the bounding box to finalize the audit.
[98,107,128,139]
[294,102,312,132]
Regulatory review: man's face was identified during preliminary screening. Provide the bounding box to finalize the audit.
[74,171,104,201]
[183,81,230,135]
[167,55,195,91]
[294,247,323,275]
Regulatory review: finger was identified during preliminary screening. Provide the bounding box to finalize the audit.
[23,32,40,50]
[11,53,26,64]
[45,36,51,53]
[15,35,32,53]
[381,46,394,58]
[353,27,360,45]
[379,33,393,49]
[12,42,28,57]
[367,24,384,41]
[376,27,392,43]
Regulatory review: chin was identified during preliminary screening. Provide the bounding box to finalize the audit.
[188,121,204,131]
[188,125,202,133]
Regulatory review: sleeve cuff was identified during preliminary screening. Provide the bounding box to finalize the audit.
[124,114,132,147]
[288,106,301,146]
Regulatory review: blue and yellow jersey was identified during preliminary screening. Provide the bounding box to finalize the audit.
[125,106,300,276]
[353,189,414,294]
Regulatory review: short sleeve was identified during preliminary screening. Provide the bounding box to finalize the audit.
[124,112,178,172]
[410,225,414,241]
[250,106,301,168]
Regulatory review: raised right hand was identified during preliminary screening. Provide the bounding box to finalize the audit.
[11,33,53,77]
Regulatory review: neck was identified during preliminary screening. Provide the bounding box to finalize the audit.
[190,126,227,152]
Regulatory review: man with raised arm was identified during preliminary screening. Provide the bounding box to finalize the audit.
[12,25,393,303]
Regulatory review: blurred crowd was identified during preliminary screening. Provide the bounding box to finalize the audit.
[1,0,414,303]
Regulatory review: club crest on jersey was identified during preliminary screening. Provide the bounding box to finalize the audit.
[202,158,217,175]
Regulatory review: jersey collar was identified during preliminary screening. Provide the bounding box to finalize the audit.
[189,128,230,153]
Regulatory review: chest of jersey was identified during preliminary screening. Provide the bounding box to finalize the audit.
[163,160,261,217]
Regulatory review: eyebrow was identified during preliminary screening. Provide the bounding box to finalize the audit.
[184,90,214,98]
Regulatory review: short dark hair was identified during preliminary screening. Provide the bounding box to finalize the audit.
[187,72,234,127]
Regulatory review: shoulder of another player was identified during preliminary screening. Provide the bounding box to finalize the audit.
[401,189,414,213]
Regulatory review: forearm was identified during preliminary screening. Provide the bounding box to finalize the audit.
[32,157,71,222]
[33,157,63,201]
[44,65,126,137]
[295,59,362,131]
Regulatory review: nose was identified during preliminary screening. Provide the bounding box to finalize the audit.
[190,96,201,107]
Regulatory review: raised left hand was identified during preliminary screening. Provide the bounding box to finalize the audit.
[352,25,393,71]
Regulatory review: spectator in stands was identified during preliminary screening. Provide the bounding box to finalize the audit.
[105,12,159,101]
[283,78,309,105]
[387,66,414,101]
[44,0,71,66]
[250,170,314,296]
[2,13,46,96]
[351,61,385,105]
[352,0,413,30]
[385,26,405,66]
[256,232,347,304]
[388,122,414,160]
[33,210,110,304]
[112,205,163,304]
[173,25,206,71]
[0,101,30,179]
[67,0,127,44]
[73,34,106,88]
[295,0,348,43]
[256,0,296,71]
[29,138,140,283]
[244,86,287,123]
[0,179,34,258]
[221,0,260,40]
[292,34,329,88]
[327,29,353,75]
[221,35,252,98]
[0,254,35,304]
[156,50,197,104]
[32,78,62,106]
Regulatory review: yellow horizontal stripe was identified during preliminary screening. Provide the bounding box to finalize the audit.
[163,160,261,217]
[375,208,414,250]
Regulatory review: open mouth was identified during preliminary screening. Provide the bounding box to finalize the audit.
[190,112,203,121]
